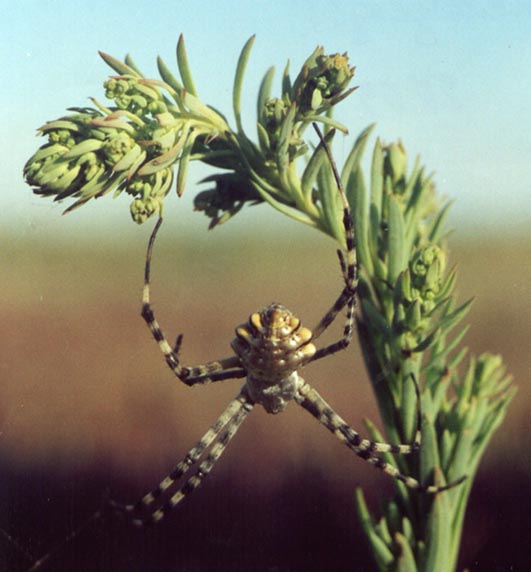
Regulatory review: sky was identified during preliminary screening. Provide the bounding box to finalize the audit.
[2,0,530,239]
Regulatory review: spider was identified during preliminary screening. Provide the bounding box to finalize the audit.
[108,126,465,527]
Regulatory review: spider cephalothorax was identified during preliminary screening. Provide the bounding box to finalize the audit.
[231,303,316,413]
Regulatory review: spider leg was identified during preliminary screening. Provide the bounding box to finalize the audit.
[142,217,246,385]
[110,391,254,526]
[310,125,358,361]
[296,382,465,493]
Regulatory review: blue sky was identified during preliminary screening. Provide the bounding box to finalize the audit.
[3,1,530,238]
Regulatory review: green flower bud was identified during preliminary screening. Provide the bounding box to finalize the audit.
[294,50,355,115]
[102,131,136,165]
[48,129,76,147]
[262,98,287,136]
[130,196,161,224]
[104,76,166,119]
[409,245,447,312]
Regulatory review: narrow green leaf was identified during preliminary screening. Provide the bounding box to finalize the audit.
[372,254,388,284]
[301,141,326,201]
[38,120,82,134]
[440,428,455,472]
[317,160,342,241]
[388,196,406,283]
[447,346,469,371]
[370,138,384,237]
[423,490,451,572]
[355,489,395,571]
[384,500,401,536]
[402,516,415,546]
[411,328,440,353]
[448,426,474,483]
[420,415,440,485]
[376,517,393,546]
[403,158,422,212]
[256,121,271,153]
[436,268,458,302]
[350,167,374,274]
[368,203,384,276]
[473,389,516,465]
[257,66,275,123]
[430,375,451,416]
[138,131,187,176]
[439,298,474,337]
[341,124,375,185]
[249,179,317,229]
[361,299,392,340]
[456,357,476,411]
[176,34,198,96]
[98,51,142,77]
[123,54,143,76]
[429,325,470,365]
[400,373,419,443]
[281,59,291,98]
[157,56,184,99]
[276,103,297,179]
[176,130,197,196]
[471,396,489,437]
[301,114,349,134]
[181,91,229,130]
[233,35,256,133]
[395,532,418,572]
[429,200,453,243]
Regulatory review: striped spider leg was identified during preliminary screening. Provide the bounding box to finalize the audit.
[110,391,254,526]
[309,124,357,362]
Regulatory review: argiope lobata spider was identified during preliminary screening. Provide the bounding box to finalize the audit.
[107,126,466,528]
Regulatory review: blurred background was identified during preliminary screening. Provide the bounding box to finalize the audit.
[1,2,530,571]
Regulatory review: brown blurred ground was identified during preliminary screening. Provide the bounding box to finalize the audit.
[1,222,529,572]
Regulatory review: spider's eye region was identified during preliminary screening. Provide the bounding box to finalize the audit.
[257,303,299,335]
[244,303,307,342]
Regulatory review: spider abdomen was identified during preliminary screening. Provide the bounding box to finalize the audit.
[231,303,315,413]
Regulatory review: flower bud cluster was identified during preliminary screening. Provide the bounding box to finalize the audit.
[24,67,226,222]
[180,42,356,230]
[104,76,168,117]
[408,245,448,313]
[392,244,452,351]
[296,51,354,114]
[260,98,306,160]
